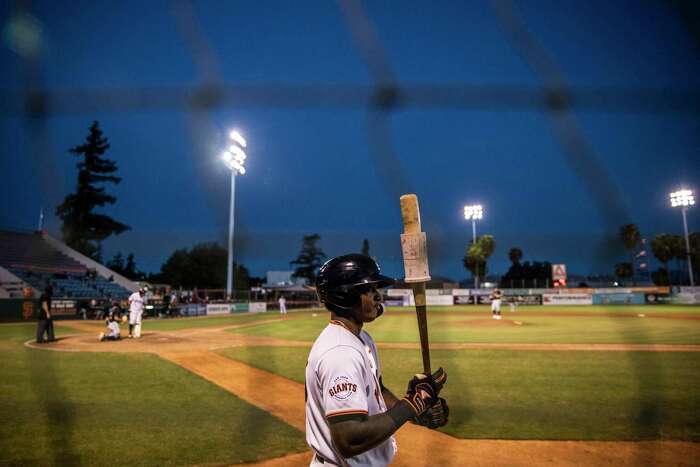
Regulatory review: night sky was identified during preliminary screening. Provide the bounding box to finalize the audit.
[1,0,698,282]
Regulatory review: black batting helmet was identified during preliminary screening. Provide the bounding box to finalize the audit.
[316,254,395,312]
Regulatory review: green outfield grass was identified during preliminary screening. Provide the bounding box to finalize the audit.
[0,324,306,466]
[56,308,320,333]
[136,309,310,331]
[227,305,700,344]
[218,345,700,441]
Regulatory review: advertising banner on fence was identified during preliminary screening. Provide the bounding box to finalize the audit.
[426,295,454,306]
[249,302,267,312]
[206,304,231,315]
[508,295,543,305]
[231,303,249,313]
[51,299,77,316]
[645,293,673,304]
[385,298,406,307]
[388,289,412,296]
[453,294,471,305]
[180,304,206,316]
[672,292,700,304]
[592,293,645,305]
[542,294,592,305]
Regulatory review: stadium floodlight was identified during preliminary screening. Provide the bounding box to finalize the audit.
[463,204,484,288]
[223,129,248,300]
[669,188,695,286]
[229,130,247,148]
[670,189,695,207]
[463,204,483,220]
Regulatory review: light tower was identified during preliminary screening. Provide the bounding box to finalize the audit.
[670,189,695,286]
[222,130,248,300]
[464,204,484,288]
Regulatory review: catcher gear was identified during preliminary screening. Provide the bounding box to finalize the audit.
[413,397,449,429]
[316,254,395,312]
[402,367,447,415]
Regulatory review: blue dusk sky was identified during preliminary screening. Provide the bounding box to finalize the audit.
[1,0,698,281]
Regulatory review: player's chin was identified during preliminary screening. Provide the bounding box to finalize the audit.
[364,303,382,322]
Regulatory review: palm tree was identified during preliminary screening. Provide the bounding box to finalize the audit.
[651,234,673,285]
[619,224,641,285]
[463,243,485,287]
[669,234,686,285]
[614,262,633,282]
[508,247,523,265]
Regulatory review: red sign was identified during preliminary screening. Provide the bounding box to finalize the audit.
[552,264,567,281]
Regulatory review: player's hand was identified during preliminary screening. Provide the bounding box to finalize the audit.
[412,397,449,429]
[403,367,447,415]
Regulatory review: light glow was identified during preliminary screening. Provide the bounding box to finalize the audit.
[229,130,247,148]
[222,129,248,176]
[229,145,247,159]
[463,204,483,220]
[670,189,695,207]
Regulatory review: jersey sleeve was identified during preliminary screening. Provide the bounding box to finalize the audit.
[317,346,369,423]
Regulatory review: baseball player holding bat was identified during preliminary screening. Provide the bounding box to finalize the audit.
[127,288,146,338]
[306,254,449,466]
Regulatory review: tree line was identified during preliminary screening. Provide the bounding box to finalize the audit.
[617,223,699,286]
[56,122,698,290]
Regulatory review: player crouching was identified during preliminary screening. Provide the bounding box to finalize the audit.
[99,302,122,342]
[306,254,449,467]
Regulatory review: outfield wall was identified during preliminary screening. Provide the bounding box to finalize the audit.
[386,286,676,307]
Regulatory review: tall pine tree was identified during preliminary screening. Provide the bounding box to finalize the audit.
[290,234,326,284]
[56,121,130,259]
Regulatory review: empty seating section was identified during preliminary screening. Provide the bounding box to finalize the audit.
[0,230,131,299]
[0,230,85,272]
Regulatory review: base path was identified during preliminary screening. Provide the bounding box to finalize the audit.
[31,320,700,466]
[164,349,699,467]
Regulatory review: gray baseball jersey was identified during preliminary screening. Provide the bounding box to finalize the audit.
[305,321,397,466]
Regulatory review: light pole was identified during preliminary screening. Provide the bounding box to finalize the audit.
[670,189,695,286]
[464,204,484,288]
[222,130,247,300]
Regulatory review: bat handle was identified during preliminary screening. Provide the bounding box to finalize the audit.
[412,283,431,375]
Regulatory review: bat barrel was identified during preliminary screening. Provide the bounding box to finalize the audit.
[400,194,431,376]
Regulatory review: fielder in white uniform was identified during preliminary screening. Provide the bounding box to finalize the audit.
[128,288,146,338]
[307,254,449,466]
[279,296,287,318]
[490,288,502,320]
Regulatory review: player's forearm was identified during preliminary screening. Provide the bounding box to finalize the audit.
[330,401,415,457]
[381,387,400,409]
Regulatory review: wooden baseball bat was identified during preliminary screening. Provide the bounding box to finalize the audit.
[400,194,431,375]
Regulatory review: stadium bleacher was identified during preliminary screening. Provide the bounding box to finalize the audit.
[0,230,131,299]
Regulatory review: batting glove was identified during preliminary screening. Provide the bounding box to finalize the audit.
[403,367,448,415]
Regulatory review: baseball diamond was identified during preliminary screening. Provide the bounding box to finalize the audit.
[2,305,698,466]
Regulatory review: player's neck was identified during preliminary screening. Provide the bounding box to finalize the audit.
[330,314,362,336]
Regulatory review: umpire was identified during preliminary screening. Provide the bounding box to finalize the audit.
[36,285,55,343]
